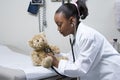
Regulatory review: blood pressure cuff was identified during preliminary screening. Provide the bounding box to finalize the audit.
[27,2,40,14]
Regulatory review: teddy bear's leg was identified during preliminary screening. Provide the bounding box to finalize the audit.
[41,56,53,68]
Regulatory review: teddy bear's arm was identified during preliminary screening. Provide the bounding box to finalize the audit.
[49,45,60,54]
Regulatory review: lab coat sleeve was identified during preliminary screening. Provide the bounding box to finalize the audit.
[58,34,103,77]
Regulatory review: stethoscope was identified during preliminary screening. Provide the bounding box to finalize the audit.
[51,35,76,78]
[69,35,76,62]
[69,22,77,62]
[51,26,77,77]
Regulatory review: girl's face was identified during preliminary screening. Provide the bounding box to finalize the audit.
[54,12,74,36]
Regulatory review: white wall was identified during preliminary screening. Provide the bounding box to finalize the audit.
[0,0,120,55]
[85,0,120,41]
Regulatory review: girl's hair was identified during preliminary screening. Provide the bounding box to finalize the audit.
[55,0,88,22]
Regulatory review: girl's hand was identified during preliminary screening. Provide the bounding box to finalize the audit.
[47,53,59,68]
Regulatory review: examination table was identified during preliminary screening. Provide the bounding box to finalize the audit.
[0,44,61,80]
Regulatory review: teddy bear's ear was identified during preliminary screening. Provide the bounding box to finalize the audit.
[40,32,46,38]
[28,40,33,47]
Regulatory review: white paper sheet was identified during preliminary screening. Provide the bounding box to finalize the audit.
[0,45,57,80]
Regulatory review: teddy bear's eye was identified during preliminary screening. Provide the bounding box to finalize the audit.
[36,40,39,42]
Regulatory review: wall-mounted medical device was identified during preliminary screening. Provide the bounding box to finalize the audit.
[51,0,71,2]
[51,0,71,3]
[31,0,44,5]
[51,0,61,2]
[27,0,47,32]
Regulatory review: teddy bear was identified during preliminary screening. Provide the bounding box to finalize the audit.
[28,32,63,68]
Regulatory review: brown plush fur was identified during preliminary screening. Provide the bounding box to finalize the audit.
[28,32,60,68]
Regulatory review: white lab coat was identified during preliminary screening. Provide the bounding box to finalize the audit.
[57,22,120,80]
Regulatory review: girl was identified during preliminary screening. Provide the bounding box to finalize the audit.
[48,0,120,80]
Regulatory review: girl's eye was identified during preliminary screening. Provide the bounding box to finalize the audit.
[57,22,62,27]
[58,24,61,27]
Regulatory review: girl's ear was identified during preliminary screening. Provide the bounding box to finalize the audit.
[69,16,76,24]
